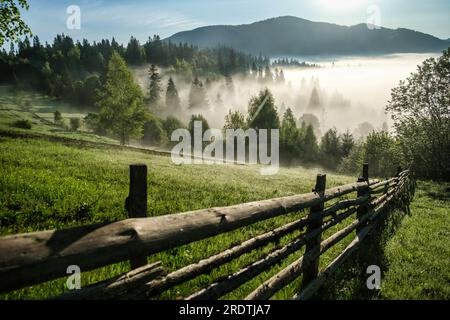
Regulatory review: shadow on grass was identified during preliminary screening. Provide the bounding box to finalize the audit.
[312,179,416,300]
[426,184,450,202]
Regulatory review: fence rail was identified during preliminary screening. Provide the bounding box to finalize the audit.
[0,163,415,299]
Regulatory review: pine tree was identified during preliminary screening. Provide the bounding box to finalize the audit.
[302,124,319,163]
[188,77,208,109]
[258,66,264,82]
[247,88,280,129]
[280,108,299,163]
[148,64,162,105]
[224,110,246,130]
[340,130,355,158]
[319,128,342,169]
[125,36,145,65]
[165,77,181,111]
[225,75,235,95]
[215,93,224,110]
[251,62,258,77]
[298,113,321,138]
[264,65,273,83]
[308,87,322,111]
[278,69,285,83]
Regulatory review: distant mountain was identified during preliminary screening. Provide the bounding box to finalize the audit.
[166,16,449,56]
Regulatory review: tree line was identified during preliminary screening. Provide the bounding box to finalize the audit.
[0,34,269,108]
[1,0,447,180]
[43,49,422,180]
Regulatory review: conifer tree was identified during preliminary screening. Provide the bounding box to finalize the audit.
[148,64,162,105]
[165,77,181,111]
[188,76,208,109]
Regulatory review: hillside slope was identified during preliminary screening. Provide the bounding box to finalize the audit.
[166,16,449,56]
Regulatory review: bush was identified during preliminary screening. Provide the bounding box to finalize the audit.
[142,116,168,147]
[54,110,62,123]
[70,118,81,131]
[162,116,185,141]
[12,119,32,129]
[188,114,210,137]
[338,132,405,178]
[84,113,107,135]
[338,145,364,175]
[364,132,404,178]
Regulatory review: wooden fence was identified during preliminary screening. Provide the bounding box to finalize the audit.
[0,163,415,300]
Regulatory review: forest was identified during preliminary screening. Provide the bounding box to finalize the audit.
[1,31,449,180]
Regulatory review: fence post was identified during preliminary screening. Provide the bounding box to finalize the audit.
[396,166,403,176]
[125,164,148,269]
[356,163,370,233]
[301,174,326,290]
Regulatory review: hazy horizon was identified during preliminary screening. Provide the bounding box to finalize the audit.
[128,53,436,139]
[13,0,450,48]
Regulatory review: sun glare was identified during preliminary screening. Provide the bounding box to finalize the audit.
[319,0,366,11]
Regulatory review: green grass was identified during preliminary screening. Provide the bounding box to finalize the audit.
[0,136,359,300]
[0,85,118,144]
[380,181,450,299]
[0,138,448,300]
[0,88,448,300]
[315,180,449,300]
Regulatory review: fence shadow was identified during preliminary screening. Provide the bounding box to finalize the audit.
[312,179,416,300]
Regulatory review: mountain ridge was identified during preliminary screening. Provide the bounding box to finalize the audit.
[165,16,449,56]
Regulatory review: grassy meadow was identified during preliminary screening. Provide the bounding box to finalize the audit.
[380,182,450,299]
[0,89,448,300]
[313,180,450,300]
[0,86,117,144]
[0,135,357,299]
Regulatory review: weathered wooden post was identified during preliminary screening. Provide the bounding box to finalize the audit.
[125,164,148,269]
[356,163,370,233]
[301,174,326,290]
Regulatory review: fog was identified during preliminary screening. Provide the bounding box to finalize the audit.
[135,53,437,138]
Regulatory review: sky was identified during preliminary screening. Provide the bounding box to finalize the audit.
[19,0,450,45]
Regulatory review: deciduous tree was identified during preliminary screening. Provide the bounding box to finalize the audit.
[96,52,147,145]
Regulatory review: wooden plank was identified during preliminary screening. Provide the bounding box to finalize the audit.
[293,190,404,301]
[125,216,311,299]
[293,225,373,300]
[185,207,357,300]
[322,196,369,218]
[0,180,377,293]
[369,178,397,191]
[245,210,372,300]
[55,262,163,300]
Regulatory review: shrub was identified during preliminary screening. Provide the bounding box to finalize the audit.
[70,118,81,131]
[12,119,32,129]
[162,116,185,141]
[54,110,62,123]
[84,113,107,135]
[338,132,405,178]
[142,116,168,147]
